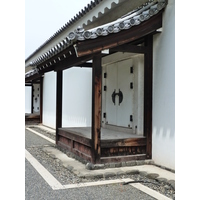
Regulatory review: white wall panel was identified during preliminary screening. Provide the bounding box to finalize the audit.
[152,0,175,170]
[62,67,92,127]
[43,71,56,129]
[25,86,32,113]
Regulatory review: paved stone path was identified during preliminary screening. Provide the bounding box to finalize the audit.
[25,126,175,199]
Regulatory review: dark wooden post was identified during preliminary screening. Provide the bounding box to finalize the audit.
[31,83,33,114]
[91,54,102,163]
[40,77,43,123]
[144,35,153,159]
[56,70,63,144]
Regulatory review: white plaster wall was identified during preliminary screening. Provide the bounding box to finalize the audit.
[132,54,144,135]
[152,0,175,170]
[62,67,92,127]
[25,86,32,113]
[43,71,56,129]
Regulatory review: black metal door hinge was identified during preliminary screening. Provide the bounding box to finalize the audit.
[130,115,133,122]
[130,82,133,89]
[130,66,133,74]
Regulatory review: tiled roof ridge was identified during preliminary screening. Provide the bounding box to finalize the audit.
[25,0,104,62]
[26,0,166,73]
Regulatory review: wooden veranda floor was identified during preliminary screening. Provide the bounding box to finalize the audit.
[59,127,144,140]
[57,127,147,164]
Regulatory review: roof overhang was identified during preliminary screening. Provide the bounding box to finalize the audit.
[25,69,43,83]
[25,0,166,77]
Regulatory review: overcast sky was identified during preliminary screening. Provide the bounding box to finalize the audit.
[25,0,92,59]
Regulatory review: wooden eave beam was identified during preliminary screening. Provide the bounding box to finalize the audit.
[76,62,92,68]
[38,65,55,74]
[111,44,147,54]
[74,11,163,57]
[36,46,75,72]
[25,74,42,83]
[54,53,94,71]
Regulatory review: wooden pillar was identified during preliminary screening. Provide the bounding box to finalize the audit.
[144,35,153,159]
[91,54,102,163]
[40,77,43,123]
[56,70,63,144]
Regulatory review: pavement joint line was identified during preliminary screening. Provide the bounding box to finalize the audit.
[61,178,131,190]
[25,149,64,190]
[129,181,172,200]
[26,127,55,144]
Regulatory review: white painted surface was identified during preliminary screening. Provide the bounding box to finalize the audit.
[152,0,175,170]
[25,86,32,113]
[25,149,64,190]
[62,67,92,127]
[104,59,134,128]
[63,179,130,189]
[129,182,172,200]
[102,53,144,135]
[132,55,144,135]
[43,71,56,129]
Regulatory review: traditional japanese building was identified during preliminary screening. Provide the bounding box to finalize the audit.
[25,0,175,170]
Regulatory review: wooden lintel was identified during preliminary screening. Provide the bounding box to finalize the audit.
[111,44,147,54]
[91,54,102,164]
[76,62,92,68]
[54,54,93,71]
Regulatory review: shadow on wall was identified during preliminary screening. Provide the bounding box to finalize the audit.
[153,126,175,138]
[152,125,175,170]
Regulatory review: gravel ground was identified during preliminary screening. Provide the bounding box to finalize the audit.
[26,123,175,199]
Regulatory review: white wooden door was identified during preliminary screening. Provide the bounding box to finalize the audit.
[104,59,134,128]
